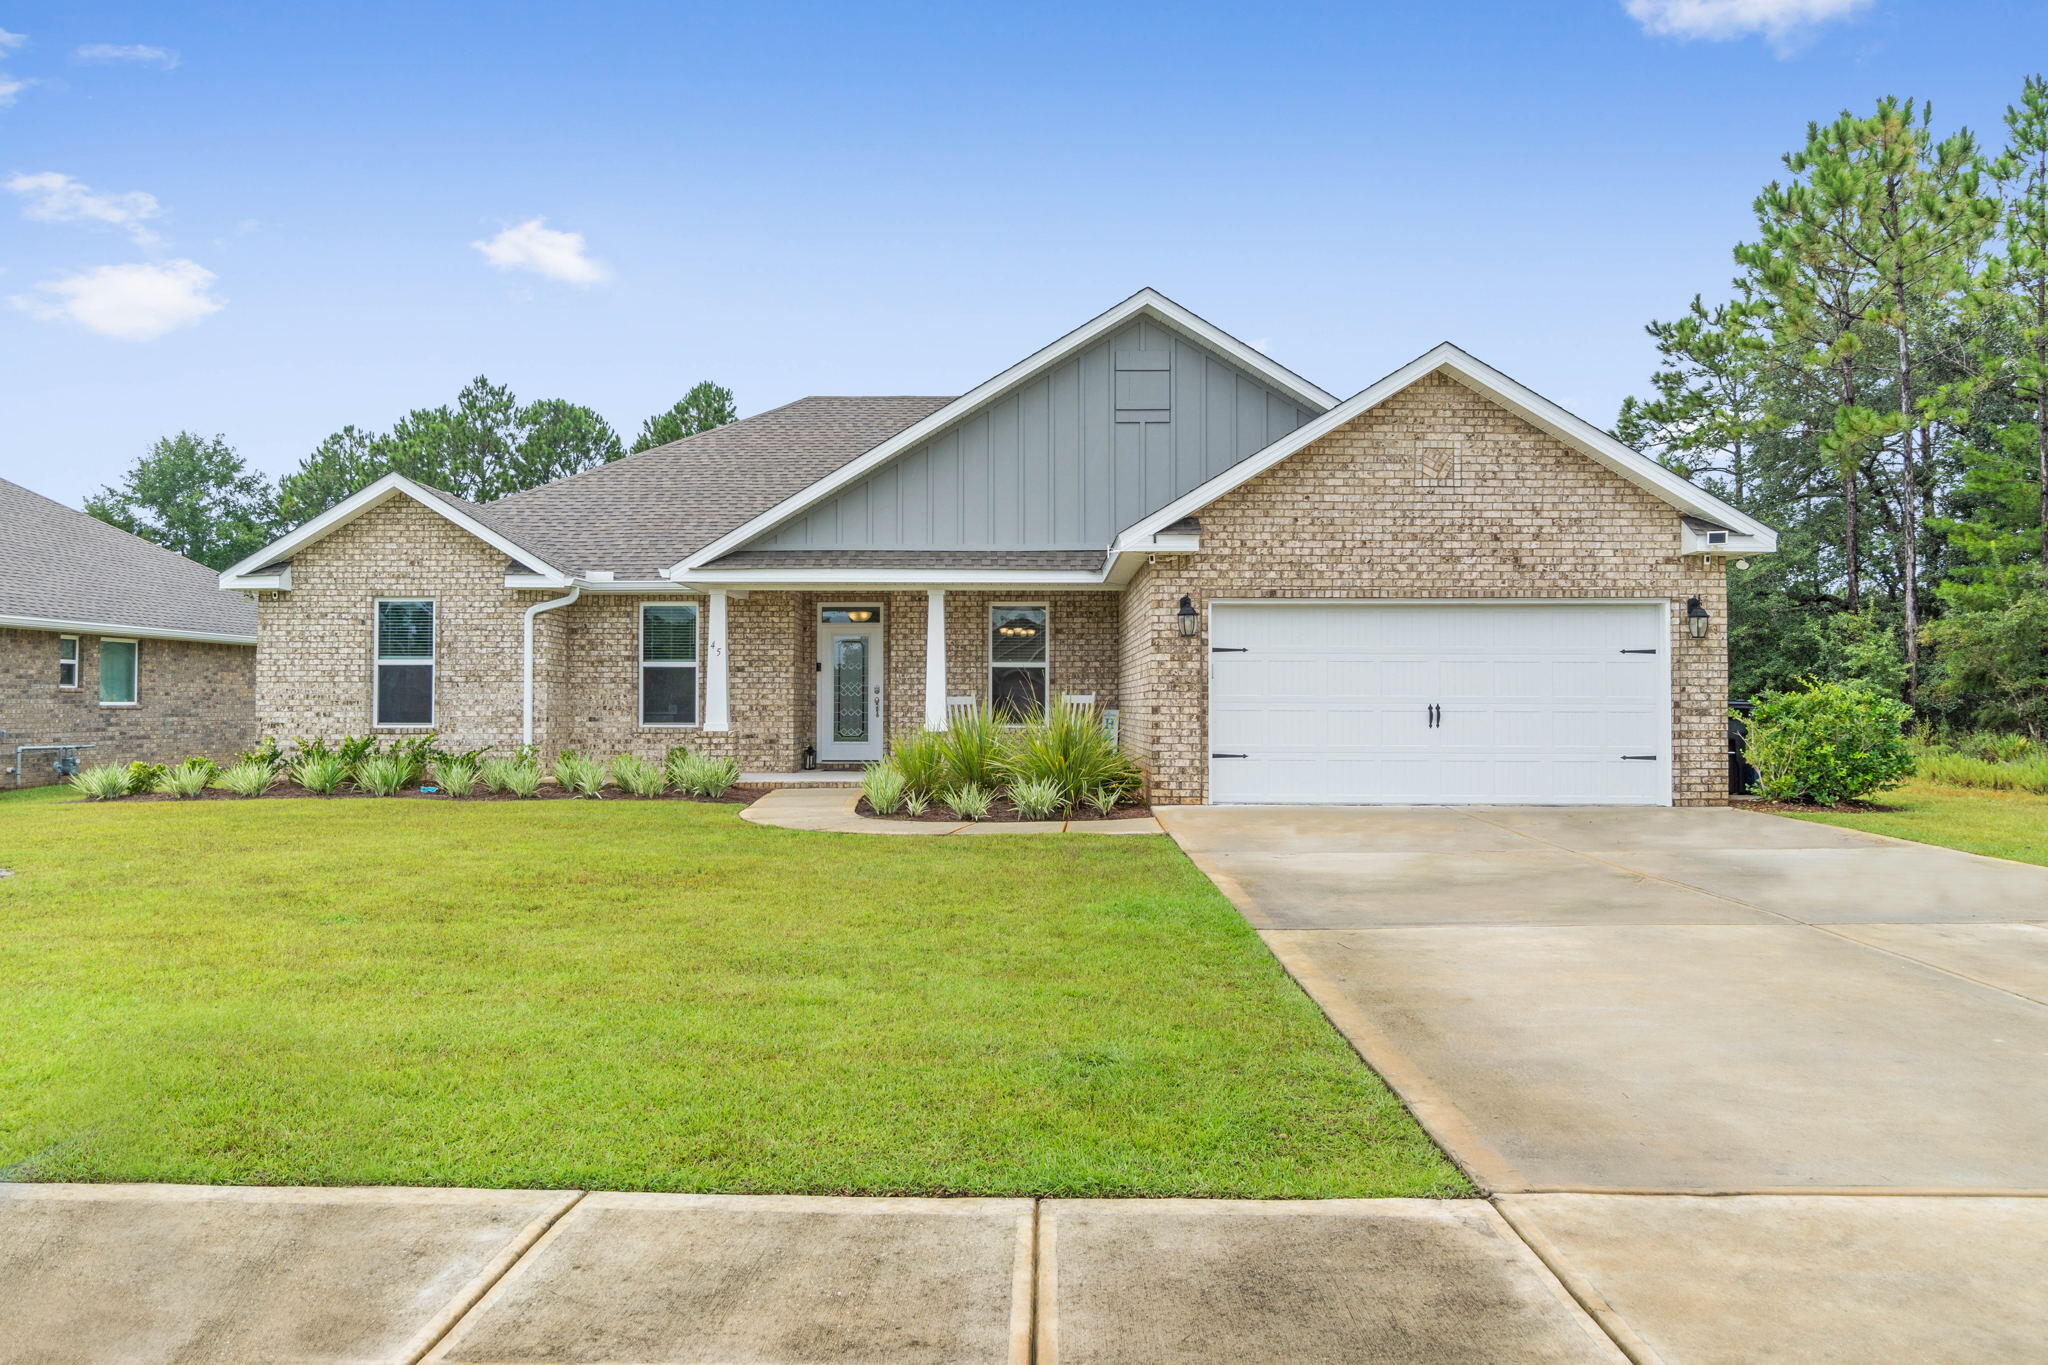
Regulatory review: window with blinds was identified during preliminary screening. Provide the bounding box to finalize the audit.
[374,599,435,726]
[641,603,699,726]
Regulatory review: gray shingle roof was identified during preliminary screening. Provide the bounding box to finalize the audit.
[705,549,1108,572]
[483,396,955,578]
[0,477,258,640]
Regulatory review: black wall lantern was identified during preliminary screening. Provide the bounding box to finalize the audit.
[1686,596,1711,639]
[801,744,817,771]
[1176,595,1200,638]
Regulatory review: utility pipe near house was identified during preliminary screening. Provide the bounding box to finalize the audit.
[521,586,581,748]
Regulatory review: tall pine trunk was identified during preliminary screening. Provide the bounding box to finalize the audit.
[1839,359,1862,609]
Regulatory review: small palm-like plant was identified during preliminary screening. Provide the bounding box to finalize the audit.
[612,754,667,797]
[432,755,481,797]
[68,763,132,800]
[943,783,993,821]
[936,706,1008,791]
[499,761,543,798]
[1006,777,1064,820]
[861,764,907,815]
[886,729,949,800]
[156,760,213,799]
[289,753,349,795]
[354,754,413,796]
[213,760,275,797]
[553,752,609,798]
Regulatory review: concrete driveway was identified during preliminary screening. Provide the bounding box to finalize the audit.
[1161,803,2048,1362]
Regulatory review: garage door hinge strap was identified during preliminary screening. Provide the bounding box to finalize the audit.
[1621,754,1658,760]
[1619,648,1658,654]
[1210,646,1247,652]
[1211,753,1247,758]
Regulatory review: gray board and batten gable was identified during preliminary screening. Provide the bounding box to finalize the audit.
[742,316,1320,553]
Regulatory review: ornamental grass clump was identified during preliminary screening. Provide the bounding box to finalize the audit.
[885,729,948,800]
[861,764,907,815]
[353,754,414,797]
[156,759,214,799]
[1744,679,1914,806]
[1006,777,1064,820]
[901,790,930,817]
[943,783,993,821]
[212,760,276,798]
[612,754,667,798]
[68,764,131,801]
[289,753,349,795]
[671,753,741,798]
[432,756,481,798]
[1085,785,1123,816]
[997,700,1140,809]
[499,761,543,798]
[935,707,1008,791]
[552,753,609,798]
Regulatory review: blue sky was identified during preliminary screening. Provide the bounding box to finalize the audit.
[5,0,2047,508]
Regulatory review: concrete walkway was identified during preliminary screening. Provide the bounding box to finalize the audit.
[1161,803,2048,1361]
[743,786,1165,835]
[0,1184,1626,1364]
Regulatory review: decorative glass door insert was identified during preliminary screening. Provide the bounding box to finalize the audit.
[815,608,884,761]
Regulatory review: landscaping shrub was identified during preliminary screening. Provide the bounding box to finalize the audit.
[432,756,482,798]
[478,757,520,794]
[671,753,741,798]
[212,760,276,798]
[289,753,349,795]
[499,761,544,798]
[552,752,609,798]
[124,762,165,796]
[884,729,949,799]
[998,701,1140,807]
[1085,785,1123,816]
[943,783,993,821]
[860,765,906,815]
[612,755,666,798]
[934,707,1008,791]
[1007,777,1063,820]
[1744,679,1914,806]
[155,760,214,799]
[236,738,288,772]
[353,754,414,797]
[68,763,131,801]
[901,790,930,817]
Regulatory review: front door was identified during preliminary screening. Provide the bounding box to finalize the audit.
[816,615,885,762]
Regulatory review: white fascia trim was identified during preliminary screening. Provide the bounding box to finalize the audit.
[1110,530,1201,554]
[1118,343,1779,553]
[234,569,291,591]
[0,614,257,646]
[678,567,1112,586]
[670,288,1338,576]
[218,472,572,589]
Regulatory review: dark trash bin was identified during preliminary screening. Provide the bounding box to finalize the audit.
[1728,700,1758,796]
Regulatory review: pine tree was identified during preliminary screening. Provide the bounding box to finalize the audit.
[633,381,737,453]
[1984,74,2048,573]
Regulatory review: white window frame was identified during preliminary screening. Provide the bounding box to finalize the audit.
[639,601,700,729]
[97,637,139,707]
[58,634,78,689]
[373,598,436,728]
[989,601,1050,721]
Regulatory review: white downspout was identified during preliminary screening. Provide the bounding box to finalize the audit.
[522,586,580,748]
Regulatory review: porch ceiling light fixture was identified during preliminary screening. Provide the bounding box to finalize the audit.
[1176,595,1200,638]
[1686,596,1711,639]
[845,608,875,622]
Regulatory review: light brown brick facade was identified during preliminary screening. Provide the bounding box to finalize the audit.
[251,372,1728,803]
[1119,372,1728,805]
[1,625,254,785]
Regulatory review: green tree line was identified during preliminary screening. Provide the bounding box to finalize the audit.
[1619,78,2048,736]
[87,379,737,571]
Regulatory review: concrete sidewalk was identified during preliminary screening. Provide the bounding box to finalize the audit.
[0,1183,1623,1365]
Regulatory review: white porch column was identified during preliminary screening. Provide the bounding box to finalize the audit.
[704,588,730,731]
[924,588,947,730]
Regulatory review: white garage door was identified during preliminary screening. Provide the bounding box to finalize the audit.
[1208,601,1671,806]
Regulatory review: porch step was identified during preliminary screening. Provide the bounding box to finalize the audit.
[740,771,864,789]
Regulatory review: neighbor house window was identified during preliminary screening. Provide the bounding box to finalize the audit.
[374,599,435,726]
[641,602,699,726]
[58,635,78,688]
[990,604,1047,720]
[98,638,138,706]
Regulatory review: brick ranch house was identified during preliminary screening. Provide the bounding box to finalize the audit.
[220,290,1774,806]
[2,476,256,787]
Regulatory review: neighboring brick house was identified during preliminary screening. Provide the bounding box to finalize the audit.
[222,290,1773,806]
[0,477,257,787]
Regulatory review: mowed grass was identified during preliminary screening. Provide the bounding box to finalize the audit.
[0,787,1465,1198]
[1782,778,2048,867]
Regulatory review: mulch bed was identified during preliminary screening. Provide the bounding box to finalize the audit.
[854,795,1154,822]
[1739,796,1903,814]
[105,784,765,806]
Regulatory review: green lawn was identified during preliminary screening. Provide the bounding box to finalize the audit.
[0,786,1463,1199]
[1779,777,2048,867]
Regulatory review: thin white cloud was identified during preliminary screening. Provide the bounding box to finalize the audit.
[0,28,24,55]
[73,42,180,69]
[472,217,609,285]
[11,259,222,340]
[1623,0,1873,49]
[6,171,164,245]
[0,72,28,108]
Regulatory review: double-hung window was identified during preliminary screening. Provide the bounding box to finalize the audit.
[58,635,78,688]
[98,638,138,706]
[990,604,1048,720]
[641,603,699,726]
[374,600,435,726]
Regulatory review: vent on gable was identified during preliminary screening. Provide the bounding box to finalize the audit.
[1114,349,1171,424]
